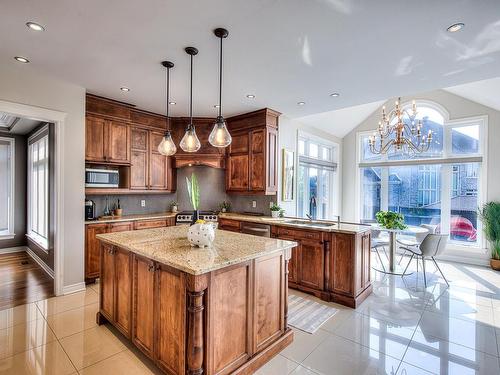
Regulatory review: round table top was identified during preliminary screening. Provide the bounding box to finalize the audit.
[370,224,429,234]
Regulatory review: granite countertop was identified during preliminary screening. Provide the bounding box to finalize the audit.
[85,212,177,224]
[219,213,371,234]
[96,225,297,275]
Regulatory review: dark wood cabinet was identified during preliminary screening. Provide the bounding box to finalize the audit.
[134,219,168,230]
[100,243,115,320]
[85,116,130,165]
[218,218,242,232]
[226,109,280,195]
[85,116,107,162]
[298,239,325,291]
[149,131,175,191]
[130,127,149,189]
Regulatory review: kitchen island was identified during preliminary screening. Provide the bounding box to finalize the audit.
[96,225,296,375]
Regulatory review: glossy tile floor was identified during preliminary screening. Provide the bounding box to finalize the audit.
[0,256,499,374]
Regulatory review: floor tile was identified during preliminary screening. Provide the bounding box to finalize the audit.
[0,303,44,330]
[78,349,159,375]
[416,310,498,356]
[333,312,415,360]
[0,318,57,359]
[0,341,76,375]
[319,306,356,334]
[36,289,98,317]
[46,303,98,339]
[426,296,497,327]
[403,337,500,375]
[88,282,100,295]
[289,364,320,374]
[59,325,126,370]
[302,334,401,375]
[255,354,299,374]
[280,328,330,363]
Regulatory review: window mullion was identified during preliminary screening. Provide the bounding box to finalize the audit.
[441,164,452,238]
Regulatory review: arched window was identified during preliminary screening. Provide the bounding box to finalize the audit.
[358,100,486,252]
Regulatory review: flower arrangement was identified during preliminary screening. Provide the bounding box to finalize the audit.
[219,200,231,213]
[270,203,282,218]
[375,210,407,230]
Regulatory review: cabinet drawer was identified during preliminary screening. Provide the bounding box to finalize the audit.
[276,227,321,241]
[218,219,241,232]
[134,219,167,230]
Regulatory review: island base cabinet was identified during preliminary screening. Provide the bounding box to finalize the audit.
[98,248,293,375]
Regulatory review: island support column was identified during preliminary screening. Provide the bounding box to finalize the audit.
[186,274,208,375]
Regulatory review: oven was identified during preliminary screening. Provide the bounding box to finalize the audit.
[175,211,218,225]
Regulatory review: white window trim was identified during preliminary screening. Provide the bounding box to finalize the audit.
[355,106,488,260]
[0,136,15,239]
[27,125,50,251]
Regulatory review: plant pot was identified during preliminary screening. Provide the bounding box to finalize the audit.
[271,211,279,218]
[171,206,178,213]
[490,258,500,271]
[221,208,227,213]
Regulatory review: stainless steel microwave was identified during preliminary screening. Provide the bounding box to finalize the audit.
[85,168,119,188]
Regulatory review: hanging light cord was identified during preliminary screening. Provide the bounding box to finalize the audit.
[189,53,193,129]
[218,35,223,118]
[165,66,170,133]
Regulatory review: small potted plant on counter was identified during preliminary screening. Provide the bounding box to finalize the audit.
[270,203,282,218]
[479,202,500,270]
[219,200,231,213]
[170,201,178,213]
[375,210,407,230]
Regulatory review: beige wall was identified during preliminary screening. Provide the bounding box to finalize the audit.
[0,63,86,289]
[278,115,342,217]
[342,89,500,222]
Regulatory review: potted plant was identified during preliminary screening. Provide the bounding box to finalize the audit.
[170,201,178,213]
[219,200,231,213]
[375,210,407,230]
[270,203,282,218]
[478,202,500,270]
[186,173,200,224]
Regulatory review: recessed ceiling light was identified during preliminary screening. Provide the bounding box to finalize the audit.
[297,101,305,106]
[26,22,45,31]
[120,87,130,92]
[169,101,176,105]
[246,94,255,99]
[14,56,29,63]
[330,93,340,97]
[447,23,465,33]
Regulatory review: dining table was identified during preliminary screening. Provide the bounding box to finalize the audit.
[371,224,429,275]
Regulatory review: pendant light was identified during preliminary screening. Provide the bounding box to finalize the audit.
[180,47,201,153]
[209,28,232,148]
[158,61,177,156]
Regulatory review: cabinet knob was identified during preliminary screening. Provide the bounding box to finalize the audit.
[148,264,155,272]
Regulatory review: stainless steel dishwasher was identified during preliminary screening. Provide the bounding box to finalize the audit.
[240,222,271,237]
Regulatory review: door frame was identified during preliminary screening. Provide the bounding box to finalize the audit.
[0,99,67,295]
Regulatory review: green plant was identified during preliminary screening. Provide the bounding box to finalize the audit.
[375,210,407,230]
[270,203,281,212]
[170,200,178,207]
[185,173,200,211]
[279,209,285,218]
[478,202,500,260]
[219,200,231,211]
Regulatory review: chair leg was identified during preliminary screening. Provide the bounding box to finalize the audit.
[373,247,386,272]
[416,255,419,274]
[422,257,427,288]
[432,257,449,286]
[398,248,407,265]
[403,253,414,275]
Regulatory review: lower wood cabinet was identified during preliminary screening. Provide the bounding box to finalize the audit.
[298,239,324,291]
[218,218,241,232]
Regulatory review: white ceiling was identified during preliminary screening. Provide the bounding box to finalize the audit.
[0,112,42,135]
[443,77,500,111]
[297,100,384,138]
[1,0,500,121]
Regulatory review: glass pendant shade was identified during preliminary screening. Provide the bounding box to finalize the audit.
[180,124,201,152]
[209,116,232,147]
[157,131,177,156]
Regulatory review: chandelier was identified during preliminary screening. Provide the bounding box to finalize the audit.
[369,98,433,154]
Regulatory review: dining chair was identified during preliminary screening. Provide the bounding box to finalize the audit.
[371,229,389,271]
[397,224,437,265]
[402,233,449,287]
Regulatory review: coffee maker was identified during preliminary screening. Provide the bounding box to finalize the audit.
[85,199,96,220]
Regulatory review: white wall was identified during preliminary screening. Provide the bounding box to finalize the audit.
[278,115,342,217]
[0,63,86,290]
[342,89,500,222]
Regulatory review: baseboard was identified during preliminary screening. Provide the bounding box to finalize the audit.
[62,282,86,295]
[436,254,489,267]
[26,247,55,278]
[0,246,27,255]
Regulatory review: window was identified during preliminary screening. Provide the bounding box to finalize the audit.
[297,135,338,220]
[0,137,15,238]
[28,131,49,247]
[358,102,485,252]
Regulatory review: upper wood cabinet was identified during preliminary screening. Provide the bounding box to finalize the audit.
[85,115,130,164]
[226,109,280,195]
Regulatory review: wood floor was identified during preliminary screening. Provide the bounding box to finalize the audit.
[0,252,54,310]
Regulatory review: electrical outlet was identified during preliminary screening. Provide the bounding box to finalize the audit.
[252,200,257,208]
[140,200,146,207]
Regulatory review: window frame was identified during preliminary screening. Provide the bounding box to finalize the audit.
[355,101,488,258]
[0,136,15,239]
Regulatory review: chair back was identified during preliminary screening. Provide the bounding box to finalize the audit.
[419,234,448,257]
[415,224,437,243]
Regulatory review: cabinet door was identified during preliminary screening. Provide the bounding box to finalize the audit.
[130,128,149,189]
[85,116,106,162]
[266,127,278,193]
[100,243,115,321]
[149,131,170,190]
[299,239,325,290]
[109,221,133,233]
[218,218,241,232]
[288,244,299,284]
[107,120,130,163]
[132,255,156,358]
[250,129,266,191]
[227,154,249,191]
[332,233,354,296]
[85,223,108,280]
[114,248,132,337]
[360,233,371,291]
[134,219,167,230]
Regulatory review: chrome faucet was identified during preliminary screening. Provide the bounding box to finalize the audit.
[305,213,313,221]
